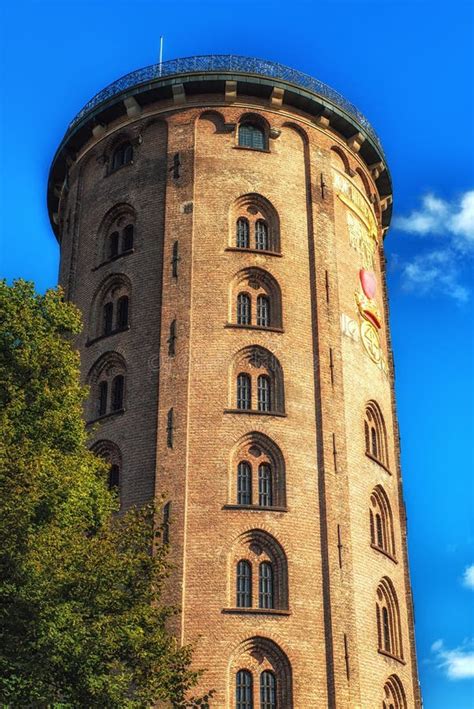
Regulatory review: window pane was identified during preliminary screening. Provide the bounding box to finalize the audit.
[123,224,134,251]
[117,296,129,329]
[238,123,265,150]
[237,373,251,410]
[257,375,271,412]
[237,461,252,505]
[109,231,119,259]
[257,295,270,327]
[260,671,276,709]
[111,375,124,411]
[108,464,120,490]
[259,562,274,609]
[236,560,252,607]
[255,220,269,250]
[258,464,272,506]
[237,293,251,325]
[236,670,253,709]
[237,218,250,248]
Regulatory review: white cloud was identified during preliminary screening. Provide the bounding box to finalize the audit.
[431,639,474,680]
[462,564,474,590]
[394,190,474,244]
[393,190,474,302]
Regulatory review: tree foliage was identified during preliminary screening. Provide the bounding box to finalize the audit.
[0,280,209,707]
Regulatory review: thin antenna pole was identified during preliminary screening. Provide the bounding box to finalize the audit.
[159,36,164,77]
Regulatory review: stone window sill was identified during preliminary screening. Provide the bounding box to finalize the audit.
[378,648,406,665]
[225,323,284,334]
[87,408,125,425]
[232,145,271,154]
[225,247,282,258]
[222,607,290,617]
[86,326,130,347]
[365,451,391,474]
[370,543,398,564]
[223,504,288,513]
[93,249,134,271]
[224,409,286,418]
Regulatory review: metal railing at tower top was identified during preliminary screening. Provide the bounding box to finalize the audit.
[68,54,382,150]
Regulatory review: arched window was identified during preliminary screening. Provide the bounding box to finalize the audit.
[90,274,132,341]
[237,373,251,410]
[231,347,284,415]
[108,231,120,259]
[259,562,274,609]
[98,381,108,417]
[258,463,273,507]
[257,375,271,412]
[237,461,252,505]
[255,220,269,250]
[123,224,134,252]
[230,268,282,330]
[260,671,276,709]
[365,401,389,468]
[232,433,286,509]
[91,440,122,502]
[112,141,133,171]
[236,560,252,607]
[236,670,253,709]
[116,296,129,330]
[256,295,270,327]
[103,302,114,336]
[370,486,396,559]
[111,375,124,411]
[238,122,266,150]
[231,529,288,611]
[383,674,407,709]
[237,293,251,325]
[376,577,403,660]
[237,217,250,248]
[99,205,136,264]
[231,638,292,708]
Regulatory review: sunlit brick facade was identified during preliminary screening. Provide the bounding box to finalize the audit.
[48,56,421,708]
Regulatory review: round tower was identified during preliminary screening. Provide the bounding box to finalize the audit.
[48,55,420,708]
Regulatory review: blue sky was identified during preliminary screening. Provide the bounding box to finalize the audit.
[1,1,473,706]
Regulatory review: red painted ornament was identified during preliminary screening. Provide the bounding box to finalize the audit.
[359,269,377,299]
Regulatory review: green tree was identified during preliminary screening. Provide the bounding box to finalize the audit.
[0,280,209,708]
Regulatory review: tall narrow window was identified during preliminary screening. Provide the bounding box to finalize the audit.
[163,501,171,544]
[237,218,250,248]
[258,463,273,507]
[167,408,174,448]
[259,562,274,609]
[237,461,252,505]
[103,302,114,335]
[237,373,251,410]
[370,486,396,559]
[116,296,129,330]
[237,293,251,325]
[376,514,383,548]
[365,402,388,467]
[168,319,176,356]
[376,578,403,659]
[172,240,180,278]
[236,670,253,709]
[236,560,252,607]
[371,427,378,458]
[98,381,108,416]
[108,464,120,491]
[257,375,271,412]
[173,152,181,179]
[256,295,270,327]
[260,671,276,709]
[255,220,269,250]
[111,375,124,411]
[382,606,391,652]
[238,123,265,150]
[109,231,119,259]
[123,224,134,252]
